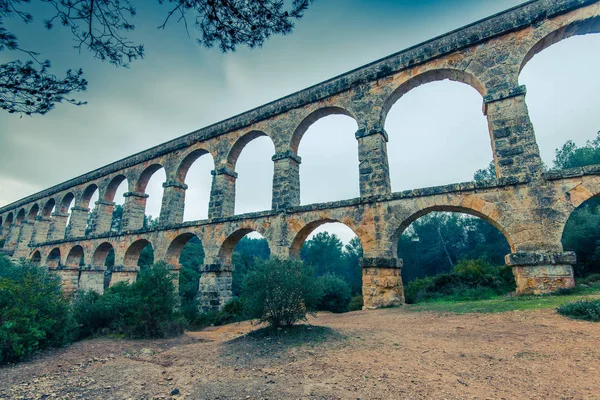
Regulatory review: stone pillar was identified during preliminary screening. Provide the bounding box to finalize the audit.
[169,265,181,295]
[32,216,52,244]
[48,212,69,241]
[272,151,301,210]
[208,167,237,219]
[361,257,404,309]
[13,220,35,259]
[121,192,149,231]
[198,263,233,313]
[4,223,21,251]
[484,86,544,179]
[356,127,392,197]
[52,268,81,297]
[506,252,576,295]
[79,266,107,294]
[160,181,188,226]
[89,200,115,235]
[110,266,139,286]
[65,206,90,238]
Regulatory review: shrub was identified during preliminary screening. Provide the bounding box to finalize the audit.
[317,274,351,313]
[348,295,364,311]
[242,258,321,328]
[0,256,77,363]
[184,298,248,330]
[578,273,600,286]
[74,263,185,339]
[404,259,514,304]
[557,299,600,322]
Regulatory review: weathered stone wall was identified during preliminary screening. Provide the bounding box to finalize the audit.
[1,0,599,309]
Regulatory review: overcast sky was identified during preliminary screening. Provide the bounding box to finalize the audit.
[1,0,599,244]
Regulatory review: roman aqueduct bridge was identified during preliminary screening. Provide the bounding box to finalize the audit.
[1,0,599,310]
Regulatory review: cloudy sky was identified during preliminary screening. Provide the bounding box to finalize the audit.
[1,0,599,244]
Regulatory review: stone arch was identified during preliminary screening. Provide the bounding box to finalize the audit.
[290,106,356,154]
[165,232,201,266]
[92,242,115,267]
[3,212,13,229]
[59,192,75,213]
[27,203,39,221]
[42,198,56,217]
[80,184,99,208]
[123,239,153,267]
[176,149,214,183]
[289,218,364,259]
[135,164,165,193]
[390,204,514,258]
[227,130,274,169]
[30,250,42,265]
[218,227,270,265]
[381,68,486,127]
[15,208,26,224]
[103,174,128,202]
[519,16,600,74]
[65,245,85,267]
[46,247,61,268]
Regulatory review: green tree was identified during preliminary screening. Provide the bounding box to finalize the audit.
[1,0,312,115]
[562,197,600,277]
[301,232,345,277]
[553,131,600,169]
[473,161,496,181]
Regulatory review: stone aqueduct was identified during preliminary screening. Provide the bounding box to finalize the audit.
[1,0,600,310]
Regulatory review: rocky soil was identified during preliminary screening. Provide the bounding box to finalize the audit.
[1,307,599,399]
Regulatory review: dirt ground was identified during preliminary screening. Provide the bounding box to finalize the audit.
[1,307,599,399]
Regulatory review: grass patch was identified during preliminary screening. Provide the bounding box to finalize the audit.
[557,299,600,322]
[238,324,343,348]
[406,287,600,314]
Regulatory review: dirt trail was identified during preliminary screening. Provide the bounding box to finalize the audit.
[1,307,599,399]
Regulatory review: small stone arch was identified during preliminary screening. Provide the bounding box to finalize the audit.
[218,227,270,265]
[519,15,600,74]
[42,198,56,217]
[227,130,274,169]
[390,204,515,257]
[380,68,486,127]
[92,242,115,267]
[59,192,75,213]
[46,247,61,268]
[289,218,364,259]
[15,208,26,224]
[80,184,99,208]
[103,174,128,202]
[65,245,85,267]
[176,149,214,183]
[165,232,201,266]
[27,203,40,221]
[30,250,42,265]
[123,239,153,267]
[290,106,357,154]
[3,212,13,229]
[135,164,165,193]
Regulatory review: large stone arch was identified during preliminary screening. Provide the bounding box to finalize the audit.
[227,130,275,169]
[164,232,201,266]
[27,203,40,221]
[519,15,600,74]
[42,198,56,217]
[46,247,62,268]
[123,238,153,267]
[135,164,165,193]
[289,217,365,259]
[3,212,13,229]
[30,249,42,265]
[92,242,115,267]
[103,174,128,202]
[80,183,99,208]
[59,192,75,213]
[15,208,26,225]
[176,149,214,183]
[380,68,486,129]
[65,245,85,267]
[218,226,271,265]
[290,106,357,154]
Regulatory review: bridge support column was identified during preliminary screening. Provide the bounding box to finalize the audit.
[198,263,233,312]
[272,151,301,210]
[356,128,392,197]
[48,212,69,241]
[361,257,404,309]
[13,220,35,259]
[65,206,90,238]
[32,216,52,244]
[160,181,188,226]
[3,223,21,252]
[110,266,139,286]
[79,266,107,294]
[51,267,81,297]
[121,192,149,231]
[506,252,576,295]
[209,168,236,219]
[484,86,544,179]
[89,200,115,235]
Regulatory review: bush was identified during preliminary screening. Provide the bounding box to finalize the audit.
[348,295,363,311]
[242,258,321,328]
[557,299,600,322]
[317,274,352,313]
[404,259,514,304]
[0,256,77,364]
[74,263,185,339]
[578,273,600,286]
